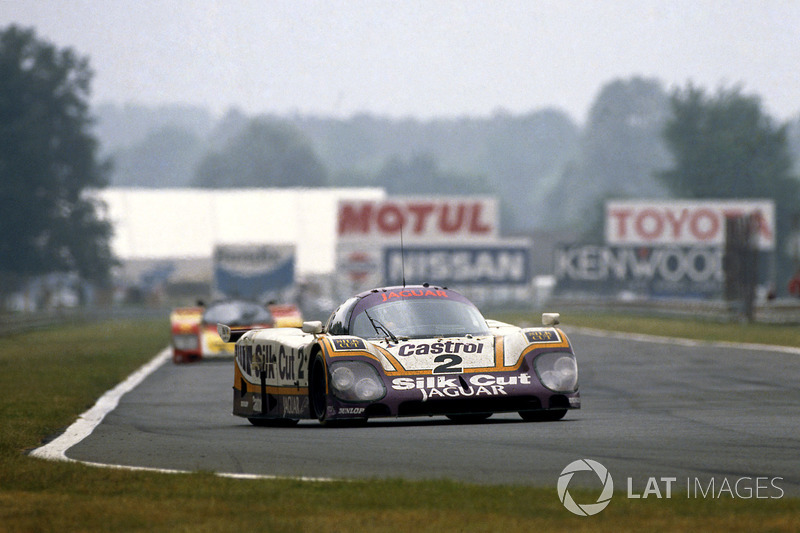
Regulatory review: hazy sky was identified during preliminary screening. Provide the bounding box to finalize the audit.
[2,1,799,124]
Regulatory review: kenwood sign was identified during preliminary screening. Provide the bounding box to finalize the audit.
[554,245,724,298]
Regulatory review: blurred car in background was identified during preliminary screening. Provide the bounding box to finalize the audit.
[170,299,277,363]
[267,303,304,328]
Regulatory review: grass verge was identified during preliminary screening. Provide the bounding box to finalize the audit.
[1,315,798,532]
[496,310,800,349]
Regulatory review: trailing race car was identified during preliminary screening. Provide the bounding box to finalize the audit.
[170,299,277,363]
[267,303,304,328]
[222,284,580,426]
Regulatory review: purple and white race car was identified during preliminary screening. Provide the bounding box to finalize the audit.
[220,284,580,426]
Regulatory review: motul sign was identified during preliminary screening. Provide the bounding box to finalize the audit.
[337,198,498,242]
[606,200,775,250]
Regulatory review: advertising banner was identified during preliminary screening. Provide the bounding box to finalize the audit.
[554,244,724,298]
[337,197,498,243]
[335,244,384,298]
[213,244,295,301]
[605,200,775,250]
[383,242,531,287]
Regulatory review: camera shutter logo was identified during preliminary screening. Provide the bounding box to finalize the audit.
[557,459,614,516]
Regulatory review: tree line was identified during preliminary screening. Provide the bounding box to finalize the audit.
[2,24,799,298]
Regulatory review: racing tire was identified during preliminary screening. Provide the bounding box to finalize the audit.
[518,409,567,422]
[310,354,330,423]
[248,417,299,427]
[445,413,492,423]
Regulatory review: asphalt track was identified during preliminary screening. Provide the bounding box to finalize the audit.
[63,329,800,495]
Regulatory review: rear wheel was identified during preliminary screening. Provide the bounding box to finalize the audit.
[519,409,567,422]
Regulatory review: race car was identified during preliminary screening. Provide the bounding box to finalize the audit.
[221,284,580,425]
[170,299,276,363]
[267,303,304,328]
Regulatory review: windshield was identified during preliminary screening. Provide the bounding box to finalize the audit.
[350,298,489,339]
[203,301,272,326]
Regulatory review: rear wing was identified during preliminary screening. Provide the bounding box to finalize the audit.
[219,321,324,342]
[217,323,251,343]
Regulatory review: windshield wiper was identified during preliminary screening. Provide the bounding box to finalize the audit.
[364,310,399,343]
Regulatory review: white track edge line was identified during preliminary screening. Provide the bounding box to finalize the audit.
[28,346,336,482]
[29,347,172,462]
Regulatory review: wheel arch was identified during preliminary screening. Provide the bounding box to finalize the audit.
[308,341,326,379]
[308,342,328,420]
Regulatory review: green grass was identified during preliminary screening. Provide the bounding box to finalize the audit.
[496,310,800,349]
[567,312,800,348]
[1,315,798,532]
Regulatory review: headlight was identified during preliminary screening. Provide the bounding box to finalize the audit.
[354,377,384,401]
[173,334,199,351]
[534,352,578,392]
[331,366,355,391]
[329,361,386,402]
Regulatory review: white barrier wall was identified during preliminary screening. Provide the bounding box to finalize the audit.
[95,187,386,276]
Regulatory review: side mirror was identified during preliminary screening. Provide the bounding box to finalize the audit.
[542,313,560,326]
[302,320,324,334]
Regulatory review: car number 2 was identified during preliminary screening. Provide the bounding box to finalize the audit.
[433,354,463,374]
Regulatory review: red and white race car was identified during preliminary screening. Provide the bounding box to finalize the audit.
[170,300,300,363]
[267,303,304,328]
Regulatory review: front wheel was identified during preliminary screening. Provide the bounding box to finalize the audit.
[309,354,368,427]
[310,354,330,423]
[518,409,567,422]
